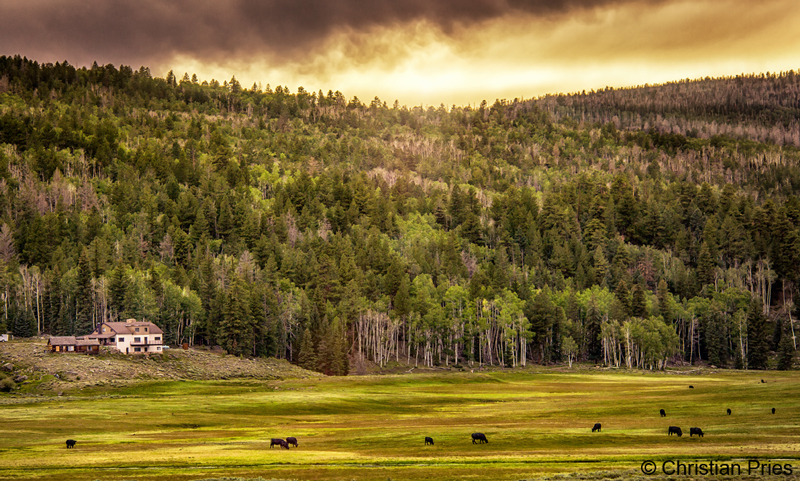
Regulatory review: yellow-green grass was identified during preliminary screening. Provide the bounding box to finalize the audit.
[1,369,799,480]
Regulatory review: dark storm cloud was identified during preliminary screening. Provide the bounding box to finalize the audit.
[1,0,652,67]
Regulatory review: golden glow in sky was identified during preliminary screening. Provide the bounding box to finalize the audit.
[3,0,800,106]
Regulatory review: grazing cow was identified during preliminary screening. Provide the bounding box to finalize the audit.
[761,379,766,383]
[286,436,298,448]
[65,439,76,449]
[772,408,776,414]
[668,426,682,437]
[592,423,601,432]
[425,437,434,445]
[471,433,488,444]
[660,409,666,417]
[689,385,694,389]
[727,408,731,415]
[689,427,704,437]
[270,438,289,449]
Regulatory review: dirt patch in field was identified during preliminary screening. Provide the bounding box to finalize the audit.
[0,339,320,395]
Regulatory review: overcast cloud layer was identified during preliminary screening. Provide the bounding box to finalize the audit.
[2,0,799,105]
[1,0,651,65]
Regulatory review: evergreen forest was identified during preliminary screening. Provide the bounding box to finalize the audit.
[1,55,799,374]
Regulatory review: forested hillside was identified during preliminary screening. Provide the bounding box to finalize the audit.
[0,55,798,373]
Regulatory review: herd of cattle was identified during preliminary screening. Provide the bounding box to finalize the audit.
[63,403,780,449]
[592,403,777,440]
[64,383,781,450]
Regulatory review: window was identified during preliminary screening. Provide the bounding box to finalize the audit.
[157,347,161,351]
[144,327,148,332]
[111,337,115,342]
[135,327,140,332]
[155,336,161,341]
[134,347,141,352]
[118,337,124,342]
[134,337,141,343]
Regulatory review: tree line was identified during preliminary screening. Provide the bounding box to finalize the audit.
[0,54,797,374]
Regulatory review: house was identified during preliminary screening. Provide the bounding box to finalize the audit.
[86,319,165,354]
[47,336,100,354]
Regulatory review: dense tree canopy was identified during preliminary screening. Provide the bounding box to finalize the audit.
[0,55,797,372]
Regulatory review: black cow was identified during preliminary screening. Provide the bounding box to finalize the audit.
[660,409,666,417]
[668,426,682,437]
[772,408,776,414]
[65,439,76,449]
[592,423,601,432]
[425,437,434,445]
[727,408,731,415]
[761,379,766,383]
[286,436,298,447]
[471,433,488,444]
[689,385,694,389]
[689,427,704,437]
[270,438,289,449]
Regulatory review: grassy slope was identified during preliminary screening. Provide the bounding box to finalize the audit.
[0,368,799,480]
[0,340,318,392]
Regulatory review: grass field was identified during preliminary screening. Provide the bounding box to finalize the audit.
[1,367,799,480]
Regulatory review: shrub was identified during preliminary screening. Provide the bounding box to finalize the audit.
[0,376,16,392]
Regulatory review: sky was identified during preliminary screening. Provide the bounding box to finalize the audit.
[2,0,800,107]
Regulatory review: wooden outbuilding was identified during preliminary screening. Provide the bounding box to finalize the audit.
[47,336,100,354]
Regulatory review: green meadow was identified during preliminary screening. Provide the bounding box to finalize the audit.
[1,368,799,480]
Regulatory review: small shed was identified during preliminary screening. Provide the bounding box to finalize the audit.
[48,336,77,353]
[47,336,99,354]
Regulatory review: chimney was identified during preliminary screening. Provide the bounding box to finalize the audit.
[126,318,135,324]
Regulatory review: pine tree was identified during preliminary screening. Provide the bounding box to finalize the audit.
[331,316,350,376]
[777,327,795,370]
[656,279,672,322]
[298,326,318,371]
[747,299,769,370]
[526,288,556,363]
[631,283,647,318]
[696,241,716,287]
[316,317,348,376]
[217,197,234,240]
[449,185,465,227]
[706,313,725,367]
[504,341,514,367]
[76,249,93,334]
[461,212,482,245]
[210,129,232,172]
[190,207,209,243]
[641,202,665,248]
[108,265,127,319]
[592,246,609,286]
[219,277,253,356]
[585,300,602,361]
[383,257,404,297]
[613,279,631,318]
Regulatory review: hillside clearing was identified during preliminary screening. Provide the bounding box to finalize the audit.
[0,339,319,395]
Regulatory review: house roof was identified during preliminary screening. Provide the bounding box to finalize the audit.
[75,338,100,346]
[48,336,77,346]
[90,320,164,336]
[88,332,115,339]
